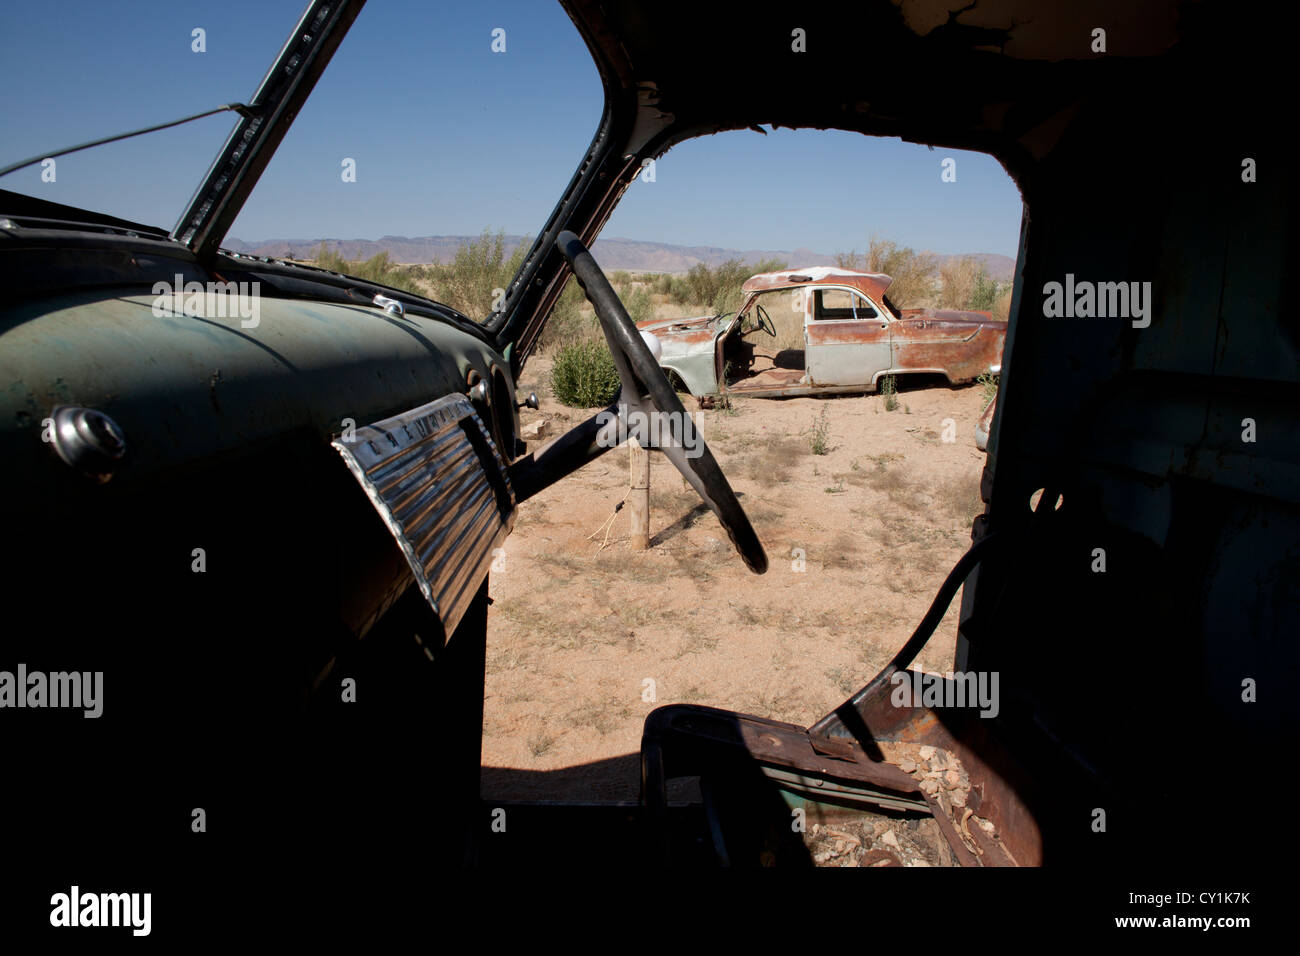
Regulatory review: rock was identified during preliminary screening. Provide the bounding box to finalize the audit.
[879,830,900,849]
[945,769,961,788]
[950,788,967,808]
[826,828,861,851]
[918,745,936,760]
[920,777,941,795]
[977,817,996,833]
[521,419,548,440]
[898,758,917,773]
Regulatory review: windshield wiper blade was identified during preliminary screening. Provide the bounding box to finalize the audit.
[0,104,253,181]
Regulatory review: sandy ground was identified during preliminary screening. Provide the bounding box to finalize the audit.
[481,354,991,801]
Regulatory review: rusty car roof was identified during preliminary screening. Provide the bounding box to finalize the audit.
[741,267,893,302]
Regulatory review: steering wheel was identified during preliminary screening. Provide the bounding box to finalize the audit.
[755,303,777,338]
[556,230,768,573]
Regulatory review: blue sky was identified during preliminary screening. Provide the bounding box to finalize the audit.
[0,0,1022,258]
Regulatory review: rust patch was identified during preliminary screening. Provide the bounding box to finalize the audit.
[812,680,1044,866]
[891,316,1005,383]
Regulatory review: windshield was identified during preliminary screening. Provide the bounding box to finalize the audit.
[0,0,305,229]
[226,2,601,269]
[0,0,602,293]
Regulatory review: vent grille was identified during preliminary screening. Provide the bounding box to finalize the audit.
[333,393,515,641]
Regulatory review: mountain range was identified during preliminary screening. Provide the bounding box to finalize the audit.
[223,234,1015,281]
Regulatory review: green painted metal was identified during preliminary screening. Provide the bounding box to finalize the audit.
[0,289,509,499]
[638,314,732,395]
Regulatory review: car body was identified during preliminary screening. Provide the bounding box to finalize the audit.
[638,266,1005,398]
[0,0,1289,885]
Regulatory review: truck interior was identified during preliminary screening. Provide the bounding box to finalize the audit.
[3,0,1288,883]
[489,0,1293,869]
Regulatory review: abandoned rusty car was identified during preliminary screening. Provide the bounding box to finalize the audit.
[637,266,1005,399]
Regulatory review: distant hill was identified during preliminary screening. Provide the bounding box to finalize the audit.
[223,234,1016,281]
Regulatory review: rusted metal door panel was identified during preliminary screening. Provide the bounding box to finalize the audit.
[804,286,891,386]
[891,312,1002,382]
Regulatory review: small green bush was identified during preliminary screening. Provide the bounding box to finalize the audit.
[810,405,831,455]
[426,229,528,319]
[977,370,1000,404]
[658,258,787,314]
[969,268,1001,312]
[880,374,899,411]
[551,340,621,407]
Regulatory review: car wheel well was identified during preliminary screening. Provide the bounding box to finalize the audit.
[875,371,953,391]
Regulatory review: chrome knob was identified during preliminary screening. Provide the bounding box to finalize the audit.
[49,406,126,482]
[372,294,404,317]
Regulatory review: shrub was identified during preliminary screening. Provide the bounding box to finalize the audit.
[663,258,786,314]
[537,279,598,352]
[880,374,899,411]
[551,340,621,407]
[685,261,742,312]
[977,370,999,404]
[749,257,789,276]
[991,286,1013,322]
[650,273,675,296]
[938,256,982,310]
[615,282,653,326]
[837,237,936,308]
[810,406,831,455]
[969,267,1001,311]
[310,244,426,296]
[310,235,529,317]
[425,229,529,319]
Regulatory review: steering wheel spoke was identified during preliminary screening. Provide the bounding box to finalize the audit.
[556,230,767,573]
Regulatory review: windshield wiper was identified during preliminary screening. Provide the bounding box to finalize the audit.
[0,104,253,181]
